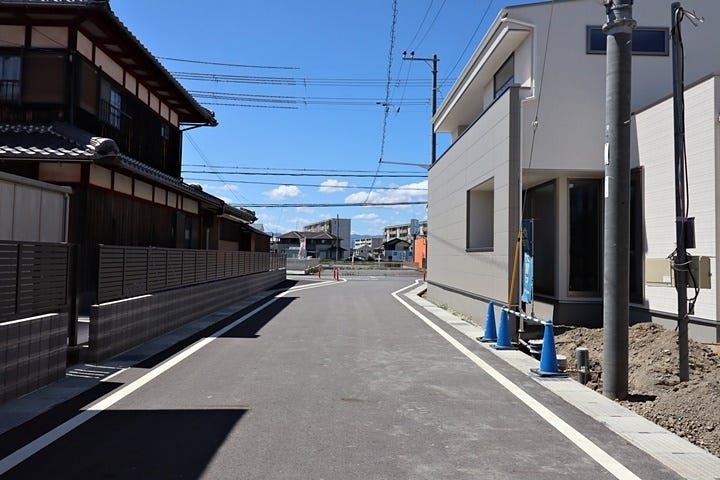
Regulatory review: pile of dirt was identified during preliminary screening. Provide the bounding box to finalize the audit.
[554,322,720,457]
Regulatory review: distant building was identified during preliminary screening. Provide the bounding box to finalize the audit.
[305,218,351,259]
[277,231,343,260]
[383,221,428,243]
[382,238,411,261]
[354,237,383,250]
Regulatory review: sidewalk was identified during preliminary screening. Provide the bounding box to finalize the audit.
[401,283,720,480]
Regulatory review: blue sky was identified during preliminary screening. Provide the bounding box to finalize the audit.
[111,0,538,236]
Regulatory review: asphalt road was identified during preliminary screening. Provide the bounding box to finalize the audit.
[0,275,684,479]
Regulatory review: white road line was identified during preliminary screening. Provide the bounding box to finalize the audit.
[0,281,333,475]
[392,284,642,480]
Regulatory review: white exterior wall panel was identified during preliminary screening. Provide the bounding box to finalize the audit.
[428,95,513,314]
[636,77,718,327]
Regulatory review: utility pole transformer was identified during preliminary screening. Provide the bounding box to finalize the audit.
[602,1,635,401]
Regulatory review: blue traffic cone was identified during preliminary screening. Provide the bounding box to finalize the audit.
[531,320,568,377]
[478,302,497,342]
[492,309,516,350]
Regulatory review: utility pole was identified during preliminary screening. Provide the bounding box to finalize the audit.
[402,52,438,164]
[602,0,635,401]
[670,2,703,381]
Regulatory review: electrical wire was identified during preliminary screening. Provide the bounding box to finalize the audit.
[404,0,435,50]
[366,0,399,203]
[183,178,427,191]
[522,0,555,218]
[157,56,299,70]
[185,133,253,205]
[439,1,495,91]
[234,201,426,208]
[182,165,420,174]
[414,0,447,51]
[173,72,433,87]
[182,170,427,179]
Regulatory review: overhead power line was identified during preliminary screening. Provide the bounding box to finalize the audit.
[158,56,299,70]
[233,201,427,208]
[189,90,429,107]
[174,72,435,87]
[182,170,427,179]
[182,165,420,174]
[184,178,427,191]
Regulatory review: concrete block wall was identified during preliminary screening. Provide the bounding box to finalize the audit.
[0,313,67,404]
[89,270,285,362]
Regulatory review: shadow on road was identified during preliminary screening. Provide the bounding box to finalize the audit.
[2,408,247,479]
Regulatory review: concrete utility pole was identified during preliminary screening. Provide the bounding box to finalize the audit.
[602,0,635,401]
[402,52,438,164]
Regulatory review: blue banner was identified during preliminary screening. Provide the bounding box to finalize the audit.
[521,252,533,304]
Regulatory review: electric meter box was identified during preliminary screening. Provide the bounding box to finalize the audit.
[645,256,711,289]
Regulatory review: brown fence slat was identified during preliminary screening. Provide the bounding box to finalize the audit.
[0,244,18,318]
[96,245,285,304]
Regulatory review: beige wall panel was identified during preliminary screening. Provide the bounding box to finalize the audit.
[31,26,67,48]
[114,173,132,195]
[134,180,153,201]
[0,25,25,47]
[38,163,81,183]
[76,31,93,60]
[149,93,160,113]
[95,48,123,84]
[137,83,149,105]
[182,197,199,214]
[167,191,177,208]
[160,103,170,121]
[154,187,166,205]
[89,164,112,189]
[125,73,137,95]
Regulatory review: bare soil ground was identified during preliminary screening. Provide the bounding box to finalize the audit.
[554,322,720,457]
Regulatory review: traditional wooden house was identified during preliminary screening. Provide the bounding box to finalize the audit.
[0,0,269,308]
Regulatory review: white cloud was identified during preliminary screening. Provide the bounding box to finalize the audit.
[264,185,302,200]
[344,180,427,207]
[319,179,349,193]
[296,206,315,214]
[354,213,379,221]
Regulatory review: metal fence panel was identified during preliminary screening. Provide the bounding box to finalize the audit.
[16,244,68,315]
[122,247,148,298]
[97,245,285,303]
[0,244,18,318]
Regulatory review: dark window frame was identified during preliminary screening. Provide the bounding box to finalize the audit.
[586,26,669,56]
[0,54,22,103]
[493,54,514,99]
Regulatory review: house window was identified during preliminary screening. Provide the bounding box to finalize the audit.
[493,54,514,99]
[587,27,669,55]
[467,178,494,251]
[568,179,602,295]
[100,79,123,129]
[0,55,21,102]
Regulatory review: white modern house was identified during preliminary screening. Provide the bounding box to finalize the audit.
[426,0,720,342]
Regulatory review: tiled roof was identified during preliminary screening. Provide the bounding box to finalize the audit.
[0,122,257,222]
[0,124,106,160]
